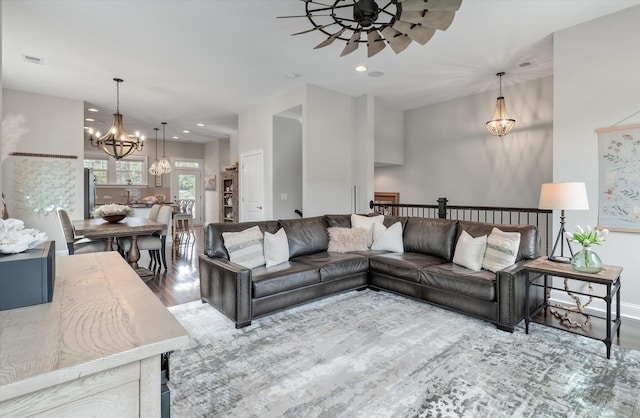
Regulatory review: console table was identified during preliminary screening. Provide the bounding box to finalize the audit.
[0,252,189,417]
[523,256,622,359]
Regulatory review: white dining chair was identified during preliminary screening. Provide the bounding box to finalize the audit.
[119,205,173,270]
[56,207,107,255]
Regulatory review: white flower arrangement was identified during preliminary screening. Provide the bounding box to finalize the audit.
[564,225,609,248]
[0,218,48,254]
[92,204,132,218]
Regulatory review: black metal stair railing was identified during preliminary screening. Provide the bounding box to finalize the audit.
[369,197,553,256]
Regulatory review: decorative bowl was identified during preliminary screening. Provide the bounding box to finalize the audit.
[102,214,126,223]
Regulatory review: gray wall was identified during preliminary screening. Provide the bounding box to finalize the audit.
[375,76,553,208]
[273,115,302,220]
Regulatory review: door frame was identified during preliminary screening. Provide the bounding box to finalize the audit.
[170,157,204,226]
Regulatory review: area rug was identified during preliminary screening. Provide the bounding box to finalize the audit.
[167,291,639,418]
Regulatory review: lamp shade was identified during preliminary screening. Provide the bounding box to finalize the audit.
[538,182,589,210]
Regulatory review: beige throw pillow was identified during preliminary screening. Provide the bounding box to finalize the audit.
[351,214,384,248]
[482,227,521,273]
[264,228,289,268]
[327,227,368,253]
[222,226,265,269]
[452,230,487,272]
[371,222,404,253]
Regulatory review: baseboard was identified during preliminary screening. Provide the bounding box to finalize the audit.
[549,289,640,322]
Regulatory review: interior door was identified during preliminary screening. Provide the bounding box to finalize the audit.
[240,150,264,221]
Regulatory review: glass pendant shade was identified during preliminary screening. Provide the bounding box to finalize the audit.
[486,72,516,138]
[88,78,144,159]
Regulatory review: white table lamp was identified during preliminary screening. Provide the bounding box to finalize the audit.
[538,182,589,263]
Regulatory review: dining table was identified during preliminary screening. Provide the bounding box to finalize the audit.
[72,217,164,279]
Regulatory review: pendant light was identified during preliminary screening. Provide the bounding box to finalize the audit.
[157,122,172,174]
[87,78,144,159]
[486,72,516,138]
[148,128,161,175]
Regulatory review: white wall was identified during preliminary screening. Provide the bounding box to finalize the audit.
[2,88,85,253]
[351,94,375,214]
[376,76,553,208]
[204,139,220,224]
[273,115,302,219]
[374,97,404,166]
[554,5,640,312]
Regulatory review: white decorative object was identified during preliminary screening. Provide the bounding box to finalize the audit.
[13,157,76,216]
[0,218,48,254]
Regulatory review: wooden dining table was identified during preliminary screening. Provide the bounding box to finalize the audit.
[72,217,164,278]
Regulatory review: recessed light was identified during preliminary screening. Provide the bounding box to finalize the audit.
[183,130,190,134]
[83,126,91,130]
[196,123,204,127]
[285,72,299,79]
[85,118,95,122]
[87,108,98,112]
[355,65,367,72]
[172,136,179,139]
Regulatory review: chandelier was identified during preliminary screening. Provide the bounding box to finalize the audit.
[87,78,144,159]
[486,72,516,138]
[157,122,172,174]
[149,128,162,175]
[279,0,462,57]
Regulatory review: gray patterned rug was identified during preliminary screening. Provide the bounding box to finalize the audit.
[167,290,639,418]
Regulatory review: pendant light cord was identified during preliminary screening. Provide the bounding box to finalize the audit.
[162,122,167,157]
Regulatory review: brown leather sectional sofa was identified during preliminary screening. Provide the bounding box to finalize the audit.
[199,214,541,331]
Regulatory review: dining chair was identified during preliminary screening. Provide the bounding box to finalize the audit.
[56,207,107,255]
[172,199,195,257]
[119,205,173,270]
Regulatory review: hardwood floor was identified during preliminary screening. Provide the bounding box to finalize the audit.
[145,226,640,352]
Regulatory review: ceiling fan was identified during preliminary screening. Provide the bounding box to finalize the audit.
[279,0,462,58]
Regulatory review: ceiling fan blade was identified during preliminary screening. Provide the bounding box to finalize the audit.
[277,14,331,19]
[392,21,436,45]
[314,28,347,49]
[340,30,361,56]
[398,0,462,12]
[367,30,386,58]
[291,23,336,36]
[298,0,334,7]
[399,10,456,30]
[381,27,412,54]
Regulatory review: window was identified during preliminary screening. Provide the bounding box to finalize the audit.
[84,157,109,184]
[84,153,148,185]
[175,161,200,169]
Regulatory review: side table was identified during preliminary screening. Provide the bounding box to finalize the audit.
[523,256,622,359]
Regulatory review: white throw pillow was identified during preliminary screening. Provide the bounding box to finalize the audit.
[371,222,404,253]
[351,214,384,248]
[452,230,487,272]
[482,227,521,273]
[264,228,290,267]
[222,226,265,269]
[327,227,368,253]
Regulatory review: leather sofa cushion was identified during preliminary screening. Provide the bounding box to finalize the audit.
[325,214,352,228]
[420,263,496,301]
[457,221,538,261]
[383,215,409,229]
[294,252,369,282]
[403,218,458,261]
[279,216,329,258]
[205,221,279,259]
[369,252,447,283]
[252,261,321,298]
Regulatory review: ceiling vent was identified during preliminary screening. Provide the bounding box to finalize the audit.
[23,55,44,65]
[518,61,535,68]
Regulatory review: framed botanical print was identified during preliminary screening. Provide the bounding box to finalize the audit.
[596,123,640,232]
